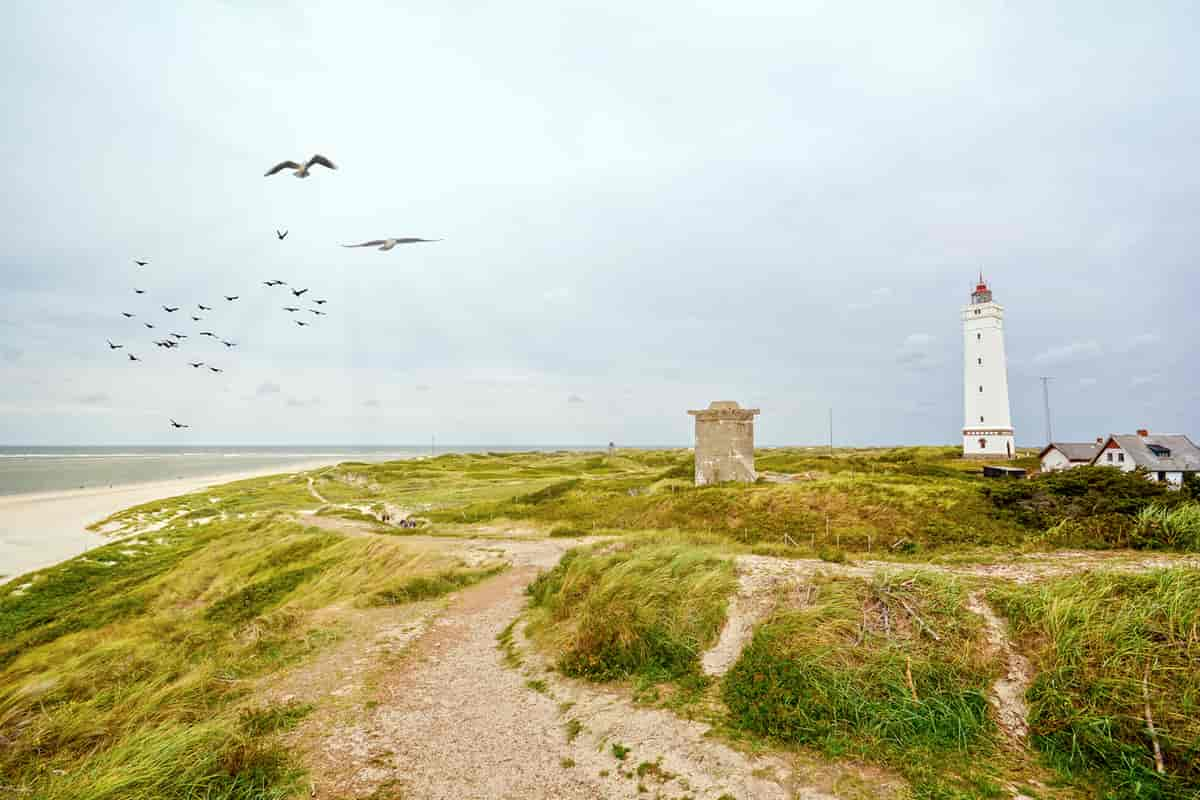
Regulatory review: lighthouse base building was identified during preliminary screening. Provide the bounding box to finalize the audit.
[962,277,1015,459]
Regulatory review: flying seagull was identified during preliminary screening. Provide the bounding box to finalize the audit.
[191,315,202,321]
[283,306,300,312]
[291,288,308,297]
[264,154,337,178]
[107,339,123,350]
[309,309,326,316]
[170,332,187,339]
[134,289,146,294]
[134,260,149,267]
[128,353,140,362]
[169,419,190,429]
[198,304,212,311]
[276,229,288,240]
[342,238,441,251]
[264,279,286,286]
[121,312,135,318]
[163,305,179,312]
[208,366,223,373]
[295,320,309,327]
[189,361,204,368]
[225,295,239,302]
[144,322,155,329]
[221,340,236,348]
[313,299,327,305]
[199,331,216,337]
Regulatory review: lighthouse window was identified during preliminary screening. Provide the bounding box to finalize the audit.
[979,385,983,392]
[976,333,981,341]
[977,357,982,365]
[980,416,984,422]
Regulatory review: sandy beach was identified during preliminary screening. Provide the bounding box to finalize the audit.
[0,459,340,582]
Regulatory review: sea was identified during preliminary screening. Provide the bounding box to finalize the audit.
[0,445,582,496]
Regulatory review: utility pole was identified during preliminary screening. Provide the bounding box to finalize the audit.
[1039,377,1054,444]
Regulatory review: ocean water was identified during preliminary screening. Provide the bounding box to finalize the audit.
[0,445,568,496]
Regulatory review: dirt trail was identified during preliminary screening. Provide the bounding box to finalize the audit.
[965,591,1033,743]
[288,539,834,800]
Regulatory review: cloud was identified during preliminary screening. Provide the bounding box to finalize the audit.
[567,393,585,405]
[256,381,281,396]
[75,392,111,406]
[1032,341,1101,366]
[897,333,937,369]
[847,287,893,311]
[286,395,321,408]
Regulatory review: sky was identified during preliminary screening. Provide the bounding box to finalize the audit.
[1,1,1196,447]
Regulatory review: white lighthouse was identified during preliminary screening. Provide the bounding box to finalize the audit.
[962,276,1015,458]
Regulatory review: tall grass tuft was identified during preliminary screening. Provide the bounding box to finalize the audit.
[1132,503,1200,551]
[525,534,735,681]
[991,569,1200,798]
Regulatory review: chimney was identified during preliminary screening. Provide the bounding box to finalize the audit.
[1137,428,1149,437]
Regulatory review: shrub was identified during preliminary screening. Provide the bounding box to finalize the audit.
[983,467,1182,532]
[1131,503,1200,551]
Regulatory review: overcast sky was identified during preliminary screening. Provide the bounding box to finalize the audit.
[1,1,1196,447]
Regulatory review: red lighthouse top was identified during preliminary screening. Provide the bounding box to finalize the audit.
[971,273,993,304]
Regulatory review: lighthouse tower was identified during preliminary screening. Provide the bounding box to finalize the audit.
[962,276,1015,458]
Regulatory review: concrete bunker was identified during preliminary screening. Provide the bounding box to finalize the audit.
[687,401,760,485]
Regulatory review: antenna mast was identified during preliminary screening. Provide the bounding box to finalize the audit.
[1039,377,1054,444]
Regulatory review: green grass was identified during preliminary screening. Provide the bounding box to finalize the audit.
[0,512,507,799]
[367,564,507,606]
[525,534,736,682]
[722,571,999,797]
[990,569,1200,799]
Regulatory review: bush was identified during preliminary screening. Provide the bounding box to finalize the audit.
[1131,503,1200,551]
[983,467,1182,531]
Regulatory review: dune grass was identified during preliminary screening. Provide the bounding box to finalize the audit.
[990,569,1200,799]
[524,534,736,682]
[722,571,999,798]
[0,514,505,799]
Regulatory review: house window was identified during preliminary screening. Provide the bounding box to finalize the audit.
[978,438,986,449]
[1157,471,1167,481]
[1118,453,1125,463]
[1148,444,1171,457]
[974,309,981,315]
[1106,453,1113,463]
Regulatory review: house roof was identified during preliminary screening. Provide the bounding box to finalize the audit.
[1039,442,1101,462]
[1090,434,1200,472]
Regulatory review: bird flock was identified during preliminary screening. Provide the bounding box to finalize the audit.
[109,153,442,430]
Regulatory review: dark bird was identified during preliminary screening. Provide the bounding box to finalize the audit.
[170,332,187,339]
[169,419,190,429]
[121,312,135,318]
[144,322,155,329]
[134,260,149,267]
[191,315,202,321]
[264,154,337,178]
[313,299,327,305]
[189,361,204,368]
[276,229,288,240]
[198,304,212,311]
[221,340,236,348]
[291,288,308,297]
[225,295,239,302]
[342,238,441,251]
[295,320,309,327]
[134,289,146,294]
[199,331,216,337]
[309,309,326,316]
[107,339,123,350]
[283,306,300,312]
[154,340,168,348]
[264,279,286,286]
[208,366,223,373]
[128,353,140,362]
[163,305,179,312]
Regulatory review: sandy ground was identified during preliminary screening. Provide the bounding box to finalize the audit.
[0,459,338,581]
